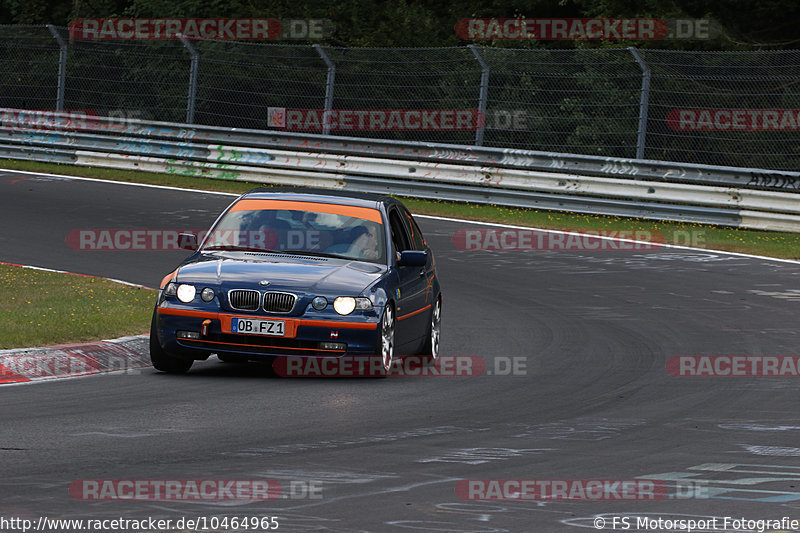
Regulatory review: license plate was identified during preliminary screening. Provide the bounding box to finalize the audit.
[230,318,285,336]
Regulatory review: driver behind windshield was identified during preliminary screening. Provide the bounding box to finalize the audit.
[348,223,381,260]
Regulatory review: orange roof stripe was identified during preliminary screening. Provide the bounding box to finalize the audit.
[229,199,382,224]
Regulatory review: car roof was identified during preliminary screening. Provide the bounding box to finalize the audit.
[241,187,399,209]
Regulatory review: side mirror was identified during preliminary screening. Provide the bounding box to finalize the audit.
[178,232,198,251]
[398,250,427,267]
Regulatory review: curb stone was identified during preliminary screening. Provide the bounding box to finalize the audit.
[0,334,150,384]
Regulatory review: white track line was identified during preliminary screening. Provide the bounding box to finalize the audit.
[419,214,800,265]
[0,367,149,388]
[0,168,239,196]
[0,261,154,289]
[3,167,799,266]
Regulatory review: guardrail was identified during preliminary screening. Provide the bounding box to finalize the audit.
[2,109,800,232]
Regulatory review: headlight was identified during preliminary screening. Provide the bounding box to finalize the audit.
[201,287,215,302]
[164,283,178,297]
[333,297,355,315]
[177,284,196,303]
[333,296,372,315]
[312,296,328,310]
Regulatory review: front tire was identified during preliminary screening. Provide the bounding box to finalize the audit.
[150,311,193,374]
[376,304,395,377]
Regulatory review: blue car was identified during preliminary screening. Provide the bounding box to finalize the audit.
[150,188,442,375]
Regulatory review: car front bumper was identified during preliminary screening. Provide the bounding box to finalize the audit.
[154,305,381,361]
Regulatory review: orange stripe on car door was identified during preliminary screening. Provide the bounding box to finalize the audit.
[398,304,431,321]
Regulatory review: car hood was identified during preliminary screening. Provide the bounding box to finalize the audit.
[175,252,386,295]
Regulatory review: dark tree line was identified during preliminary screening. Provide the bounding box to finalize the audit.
[0,0,798,50]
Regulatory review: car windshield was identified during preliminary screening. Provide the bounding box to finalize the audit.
[201,200,386,263]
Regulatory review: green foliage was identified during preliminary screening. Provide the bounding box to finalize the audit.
[2,0,796,50]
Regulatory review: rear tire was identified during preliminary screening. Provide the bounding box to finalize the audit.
[420,297,441,362]
[150,311,193,374]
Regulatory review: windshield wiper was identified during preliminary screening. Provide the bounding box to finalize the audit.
[203,245,281,253]
[281,249,350,260]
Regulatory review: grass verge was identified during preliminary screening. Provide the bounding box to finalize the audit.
[2,159,800,260]
[0,264,156,349]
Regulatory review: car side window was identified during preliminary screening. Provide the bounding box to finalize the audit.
[388,208,411,254]
[400,207,425,251]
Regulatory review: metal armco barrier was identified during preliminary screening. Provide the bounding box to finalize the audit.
[2,109,800,232]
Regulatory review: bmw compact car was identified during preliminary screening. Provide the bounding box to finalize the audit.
[150,188,441,375]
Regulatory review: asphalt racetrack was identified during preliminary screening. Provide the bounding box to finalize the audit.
[2,169,800,532]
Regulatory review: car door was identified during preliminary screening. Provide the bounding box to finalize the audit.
[387,206,429,350]
[399,204,436,298]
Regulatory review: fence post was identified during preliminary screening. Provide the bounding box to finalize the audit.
[46,25,67,111]
[314,44,336,136]
[179,35,199,124]
[628,47,651,160]
[468,45,490,146]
